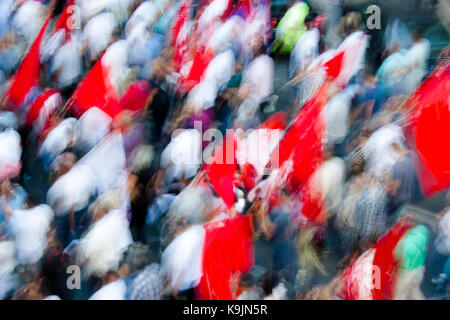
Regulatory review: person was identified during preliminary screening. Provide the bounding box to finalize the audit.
[273,1,309,55]
[6,189,54,281]
[394,225,429,300]
[353,174,388,246]
[386,143,417,219]
[119,243,164,300]
[430,192,450,291]
[89,271,127,300]
[161,222,205,298]
[236,43,274,124]
[289,13,320,80]
[235,272,264,300]
[402,28,430,93]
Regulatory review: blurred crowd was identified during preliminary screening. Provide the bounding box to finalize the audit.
[0,0,449,300]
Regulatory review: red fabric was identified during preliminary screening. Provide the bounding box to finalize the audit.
[240,162,258,191]
[169,0,192,47]
[3,15,51,110]
[180,48,215,92]
[204,132,237,208]
[323,51,344,80]
[371,218,413,300]
[403,63,450,196]
[195,214,254,300]
[25,89,59,127]
[338,218,413,300]
[120,81,151,112]
[236,112,287,191]
[53,0,75,39]
[269,83,328,193]
[68,56,121,119]
[297,174,327,224]
[257,111,287,130]
[310,14,328,34]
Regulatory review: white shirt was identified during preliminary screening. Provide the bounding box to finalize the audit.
[75,107,112,151]
[78,209,133,278]
[12,0,45,45]
[323,89,352,145]
[161,225,205,292]
[125,1,159,36]
[84,12,117,59]
[403,40,430,93]
[89,279,127,300]
[289,28,320,78]
[52,33,83,88]
[46,164,96,216]
[160,129,202,183]
[40,118,77,159]
[242,54,274,105]
[362,124,405,177]
[0,129,21,180]
[197,0,229,30]
[9,205,54,265]
[203,49,236,91]
[103,40,131,93]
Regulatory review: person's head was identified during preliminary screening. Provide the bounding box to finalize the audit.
[27,188,43,208]
[239,272,255,290]
[412,28,424,42]
[337,12,362,37]
[120,243,153,276]
[261,271,277,296]
[254,42,267,58]
[102,270,120,286]
[305,12,317,29]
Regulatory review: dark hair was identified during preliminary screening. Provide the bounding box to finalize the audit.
[261,271,278,295]
[256,43,267,56]
[121,243,153,275]
[27,188,43,206]
[240,272,255,287]
[413,28,424,39]
[305,12,317,25]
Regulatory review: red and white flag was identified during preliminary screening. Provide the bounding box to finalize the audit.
[236,111,287,190]
[3,14,52,110]
[53,0,76,40]
[195,214,254,300]
[67,55,121,119]
[338,218,413,300]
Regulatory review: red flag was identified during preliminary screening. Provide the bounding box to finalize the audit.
[68,55,121,119]
[257,111,287,130]
[3,14,52,110]
[195,215,254,300]
[269,83,328,192]
[371,218,413,300]
[323,51,344,80]
[25,89,60,127]
[204,132,237,208]
[53,0,75,39]
[236,112,287,190]
[338,218,413,300]
[179,47,215,92]
[403,63,450,196]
